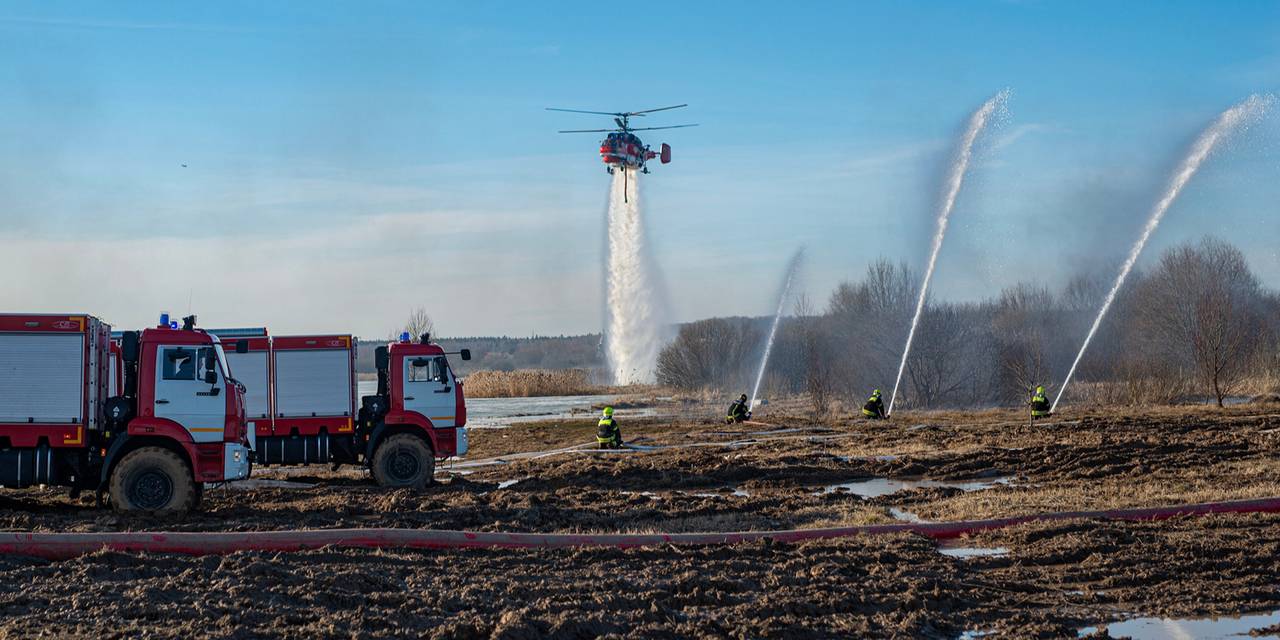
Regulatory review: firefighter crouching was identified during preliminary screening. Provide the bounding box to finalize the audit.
[726,393,751,424]
[597,406,623,449]
[862,389,887,420]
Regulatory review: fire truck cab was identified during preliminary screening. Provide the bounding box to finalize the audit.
[358,334,470,487]
[212,329,469,489]
[1,313,251,513]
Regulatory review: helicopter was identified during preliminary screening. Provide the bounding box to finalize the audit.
[548,104,697,201]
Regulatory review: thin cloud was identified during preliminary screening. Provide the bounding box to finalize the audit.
[0,15,258,34]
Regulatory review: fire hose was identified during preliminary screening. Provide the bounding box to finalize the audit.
[3,496,1279,560]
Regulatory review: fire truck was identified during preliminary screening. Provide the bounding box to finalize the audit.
[212,329,470,488]
[0,313,252,512]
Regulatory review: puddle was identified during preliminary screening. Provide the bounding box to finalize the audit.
[619,490,662,501]
[1078,609,1280,639]
[496,478,525,489]
[889,507,928,523]
[819,476,1011,498]
[938,545,1009,559]
[687,487,751,498]
[958,631,995,640]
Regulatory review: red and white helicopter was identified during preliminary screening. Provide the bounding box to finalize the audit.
[548,104,697,200]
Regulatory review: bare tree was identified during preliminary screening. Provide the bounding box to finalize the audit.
[793,294,831,420]
[991,283,1055,401]
[394,307,436,342]
[1133,237,1264,406]
[826,258,920,397]
[656,318,760,391]
[905,303,979,408]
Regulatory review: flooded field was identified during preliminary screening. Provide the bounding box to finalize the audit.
[2,402,1279,638]
[358,381,629,427]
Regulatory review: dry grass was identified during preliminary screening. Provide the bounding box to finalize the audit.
[463,369,603,398]
[915,457,1280,522]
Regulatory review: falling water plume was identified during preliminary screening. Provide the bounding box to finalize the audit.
[887,89,1010,417]
[750,247,806,409]
[604,168,668,384]
[1052,94,1274,412]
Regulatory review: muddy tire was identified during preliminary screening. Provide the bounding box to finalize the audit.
[371,433,434,489]
[108,447,198,514]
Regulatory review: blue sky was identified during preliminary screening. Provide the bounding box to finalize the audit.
[1,1,1278,337]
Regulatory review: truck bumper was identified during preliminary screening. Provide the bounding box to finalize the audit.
[224,443,252,480]
[455,427,469,457]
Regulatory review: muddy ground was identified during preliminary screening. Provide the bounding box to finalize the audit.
[2,403,1279,638]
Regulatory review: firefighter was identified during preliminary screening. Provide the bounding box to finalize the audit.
[726,394,751,424]
[862,389,887,420]
[1029,385,1051,422]
[597,406,623,449]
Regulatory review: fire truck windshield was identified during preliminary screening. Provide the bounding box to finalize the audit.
[212,342,246,393]
[213,343,230,376]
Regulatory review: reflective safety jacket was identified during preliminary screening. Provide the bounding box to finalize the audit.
[1030,393,1051,417]
[597,417,622,445]
[862,396,885,419]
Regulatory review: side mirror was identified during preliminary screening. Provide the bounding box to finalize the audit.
[203,370,218,384]
[236,340,249,354]
[204,354,217,372]
[460,349,472,361]
[374,346,389,371]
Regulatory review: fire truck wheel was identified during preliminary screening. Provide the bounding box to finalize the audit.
[371,434,435,489]
[109,447,198,514]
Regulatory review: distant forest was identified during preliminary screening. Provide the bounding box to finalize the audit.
[355,334,604,376]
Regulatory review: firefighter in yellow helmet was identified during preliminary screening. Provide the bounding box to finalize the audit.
[1029,385,1051,422]
[862,389,887,420]
[597,406,623,449]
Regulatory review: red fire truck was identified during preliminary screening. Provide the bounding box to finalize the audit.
[1,313,252,512]
[213,329,470,488]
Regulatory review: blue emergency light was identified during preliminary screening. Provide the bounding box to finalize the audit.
[400,332,411,343]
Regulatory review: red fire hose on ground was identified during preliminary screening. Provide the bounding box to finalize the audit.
[3,496,1279,560]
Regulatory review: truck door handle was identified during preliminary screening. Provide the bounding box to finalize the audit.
[404,396,415,401]
[435,387,451,393]
[156,399,170,404]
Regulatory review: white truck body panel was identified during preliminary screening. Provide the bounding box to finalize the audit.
[274,349,353,418]
[0,333,85,424]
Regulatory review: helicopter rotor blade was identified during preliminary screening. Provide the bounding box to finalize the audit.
[546,107,624,116]
[557,128,615,133]
[627,124,699,131]
[624,104,688,116]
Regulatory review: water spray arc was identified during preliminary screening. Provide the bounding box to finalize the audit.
[887,89,1010,417]
[1052,94,1274,412]
[749,248,806,409]
[604,168,668,384]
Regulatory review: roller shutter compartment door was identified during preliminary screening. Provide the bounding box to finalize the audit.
[0,334,85,424]
[274,349,352,418]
